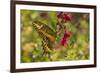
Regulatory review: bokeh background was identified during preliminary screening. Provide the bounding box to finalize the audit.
[20,9,89,63]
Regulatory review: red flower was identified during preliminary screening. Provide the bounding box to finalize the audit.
[57,12,72,22]
[63,30,71,38]
[60,30,71,46]
[61,39,69,46]
[63,13,72,21]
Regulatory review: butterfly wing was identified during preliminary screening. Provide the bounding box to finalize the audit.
[32,20,56,53]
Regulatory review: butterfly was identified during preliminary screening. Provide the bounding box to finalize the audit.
[32,20,57,54]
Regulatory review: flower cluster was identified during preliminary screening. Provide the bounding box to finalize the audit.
[57,12,72,22]
[56,12,72,46]
[61,29,71,46]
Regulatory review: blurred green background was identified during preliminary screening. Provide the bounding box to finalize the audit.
[20,9,89,63]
